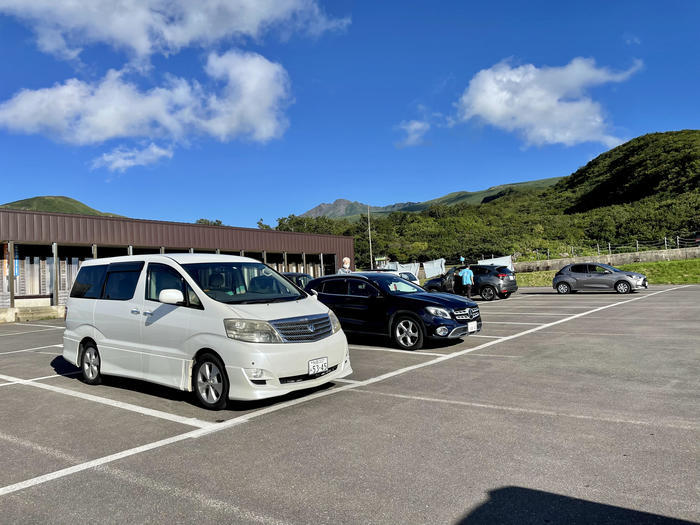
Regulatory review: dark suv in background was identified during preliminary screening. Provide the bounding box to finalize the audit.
[305,272,481,350]
[424,265,518,300]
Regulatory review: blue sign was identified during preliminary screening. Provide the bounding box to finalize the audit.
[14,259,19,277]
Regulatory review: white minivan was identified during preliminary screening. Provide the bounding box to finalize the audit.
[63,254,352,409]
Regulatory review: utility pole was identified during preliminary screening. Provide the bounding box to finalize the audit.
[664,237,668,250]
[608,242,611,255]
[367,205,373,270]
[597,243,600,256]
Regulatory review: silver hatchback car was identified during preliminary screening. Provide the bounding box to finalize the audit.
[553,263,648,294]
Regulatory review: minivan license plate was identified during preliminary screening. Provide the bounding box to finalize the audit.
[308,357,328,375]
[468,321,478,333]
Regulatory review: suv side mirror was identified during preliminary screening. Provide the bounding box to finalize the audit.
[159,289,184,305]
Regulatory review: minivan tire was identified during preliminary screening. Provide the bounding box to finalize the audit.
[480,285,497,301]
[615,281,631,294]
[80,343,102,385]
[193,352,229,410]
[391,315,424,351]
[556,282,571,294]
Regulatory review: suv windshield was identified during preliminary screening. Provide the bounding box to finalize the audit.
[372,275,423,295]
[182,262,305,304]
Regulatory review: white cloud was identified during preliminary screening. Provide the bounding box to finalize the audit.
[0,50,290,145]
[0,0,349,60]
[455,57,642,148]
[396,120,430,147]
[92,143,173,172]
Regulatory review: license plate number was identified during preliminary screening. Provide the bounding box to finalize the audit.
[468,321,478,333]
[308,357,328,375]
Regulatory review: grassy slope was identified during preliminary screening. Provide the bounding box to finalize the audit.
[0,196,123,217]
[516,258,700,287]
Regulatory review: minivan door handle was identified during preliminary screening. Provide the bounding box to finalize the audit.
[130,308,140,315]
[143,311,153,316]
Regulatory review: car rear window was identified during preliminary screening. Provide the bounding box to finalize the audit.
[321,279,347,295]
[70,265,107,298]
[496,267,513,275]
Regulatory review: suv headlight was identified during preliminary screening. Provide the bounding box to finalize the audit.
[426,306,451,319]
[328,310,342,334]
[224,319,282,343]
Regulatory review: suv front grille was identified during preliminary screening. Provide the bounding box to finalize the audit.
[454,307,480,320]
[270,314,332,343]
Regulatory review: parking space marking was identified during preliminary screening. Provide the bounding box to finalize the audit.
[5,322,64,329]
[349,345,444,357]
[467,335,504,339]
[0,328,62,337]
[484,321,543,325]
[0,371,81,388]
[0,344,63,356]
[465,354,521,358]
[484,311,576,316]
[349,390,699,430]
[333,378,361,384]
[0,285,689,498]
[0,372,213,429]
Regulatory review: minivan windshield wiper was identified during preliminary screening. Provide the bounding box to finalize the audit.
[227,296,302,305]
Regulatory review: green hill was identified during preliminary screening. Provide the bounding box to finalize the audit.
[0,196,123,217]
[277,130,700,265]
[302,176,562,220]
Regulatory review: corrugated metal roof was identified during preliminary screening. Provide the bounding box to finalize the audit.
[0,209,354,262]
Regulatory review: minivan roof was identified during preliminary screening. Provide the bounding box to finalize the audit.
[79,253,260,266]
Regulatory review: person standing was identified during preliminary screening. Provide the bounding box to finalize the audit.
[337,257,352,274]
[458,265,474,299]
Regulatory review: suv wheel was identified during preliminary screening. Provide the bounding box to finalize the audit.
[392,315,424,351]
[615,281,631,294]
[480,285,496,301]
[80,343,102,385]
[193,352,229,410]
[556,282,571,294]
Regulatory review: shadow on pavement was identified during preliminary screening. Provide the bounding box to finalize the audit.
[50,355,336,415]
[457,486,695,525]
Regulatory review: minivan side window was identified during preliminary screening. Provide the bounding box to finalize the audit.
[102,270,141,301]
[70,265,107,298]
[146,263,202,308]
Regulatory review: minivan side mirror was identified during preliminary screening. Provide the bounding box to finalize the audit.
[159,289,184,305]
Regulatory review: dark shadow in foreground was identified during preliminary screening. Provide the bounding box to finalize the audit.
[457,487,696,525]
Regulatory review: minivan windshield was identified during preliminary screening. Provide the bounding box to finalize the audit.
[182,262,305,304]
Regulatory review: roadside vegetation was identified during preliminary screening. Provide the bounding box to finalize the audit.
[516,258,700,287]
[273,131,700,266]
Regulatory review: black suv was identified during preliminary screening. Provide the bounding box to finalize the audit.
[305,272,481,350]
[424,265,518,300]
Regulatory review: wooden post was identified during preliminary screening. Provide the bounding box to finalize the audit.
[52,242,59,306]
[8,241,15,308]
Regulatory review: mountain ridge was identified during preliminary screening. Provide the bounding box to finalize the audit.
[0,196,123,217]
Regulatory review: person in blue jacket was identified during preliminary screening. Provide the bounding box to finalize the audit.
[458,265,474,299]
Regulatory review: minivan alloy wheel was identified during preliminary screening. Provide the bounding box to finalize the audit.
[197,362,223,404]
[81,344,102,385]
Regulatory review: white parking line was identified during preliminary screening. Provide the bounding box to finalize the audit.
[0,372,213,429]
[0,328,62,337]
[0,371,81,387]
[484,312,573,316]
[467,335,503,339]
[466,354,521,358]
[485,321,543,325]
[0,344,63,355]
[6,323,64,329]
[349,390,698,430]
[0,285,689,498]
[349,345,444,357]
[333,378,361,384]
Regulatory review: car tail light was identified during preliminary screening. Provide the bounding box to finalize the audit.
[497,273,507,279]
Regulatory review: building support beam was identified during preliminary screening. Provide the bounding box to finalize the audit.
[320,253,324,276]
[52,242,59,306]
[160,247,165,254]
[240,250,245,257]
[127,245,133,256]
[91,244,98,259]
[283,252,288,272]
[262,251,267,265]
[8,241,15,308]
[302,252,306,274]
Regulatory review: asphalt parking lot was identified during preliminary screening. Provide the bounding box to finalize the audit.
[0,285,698,524]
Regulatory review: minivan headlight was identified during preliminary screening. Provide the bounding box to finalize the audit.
[224,319,282,343]
[328,310,342,334]
[426,306,451,319]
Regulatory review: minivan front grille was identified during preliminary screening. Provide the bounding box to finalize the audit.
[454,307,480,320]
[270,314,333,343]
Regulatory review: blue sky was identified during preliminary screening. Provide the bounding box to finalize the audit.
[0,1,698,227]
